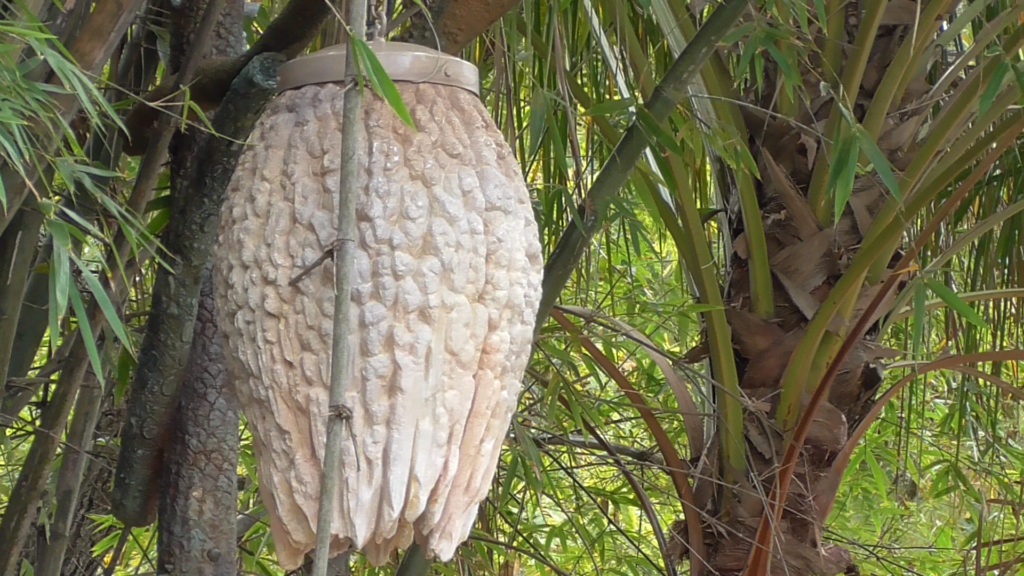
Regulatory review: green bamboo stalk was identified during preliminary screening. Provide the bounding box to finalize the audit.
[312,0,366,573]
[860,0,951,139]
[662,157,745,482]
[898,30,1024,205]
[820,0,846,79]
[806,0,887,220]
[649,0,774,318]
[536,0,751,327]
[777,110,1024,427]
[570,0,747,480]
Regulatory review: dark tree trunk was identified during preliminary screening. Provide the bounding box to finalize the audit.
[158,271,240,575]
[155,0,245,568]
[111,49,283,530]
[0,207,43,404]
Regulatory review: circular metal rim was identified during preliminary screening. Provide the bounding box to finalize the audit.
[277,40,480,96]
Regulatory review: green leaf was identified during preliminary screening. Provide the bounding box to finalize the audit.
[763,42,800,99]
[912,279,925,357]
[71,254,135,355]
[51,241,70,326]
[91,526,123,557]
[46,261,60,355]
[979,59,1009,117]
[827,131,858,219]
[527,89,548,159]
[636,108,684,156]
[925,280,987,328]
[513,426,547,496]
[350,37,416,129]
[853,124,902,201]
[144,194,172,213]
[42,219,70,354]
[59,207,102,238]
[737,34,763,85]
[1011,61,1024,104]
[864,446,888,495]
[583,97,636,117]
[115,348,136,405]
[69,285,104,386]
[949,462,982,502]
[720,21,757,45]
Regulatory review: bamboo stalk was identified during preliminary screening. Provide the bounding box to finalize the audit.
[311,0,366,572]
[536,0,751,328]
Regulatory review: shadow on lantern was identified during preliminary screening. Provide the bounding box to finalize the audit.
[215,41,543,570]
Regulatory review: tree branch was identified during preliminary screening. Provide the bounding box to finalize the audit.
[123,0,331,155]
[399,0,521,53]
[111,53,284,526]
[124,0,526,154]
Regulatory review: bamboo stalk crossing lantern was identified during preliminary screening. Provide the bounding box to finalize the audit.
[215,42,543,569]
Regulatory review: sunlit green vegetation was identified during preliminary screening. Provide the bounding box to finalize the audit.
[2,0,1023,575]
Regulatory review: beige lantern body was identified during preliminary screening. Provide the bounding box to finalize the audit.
[215,46,542,569]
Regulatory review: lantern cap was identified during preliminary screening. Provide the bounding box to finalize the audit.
[278,41,480,96]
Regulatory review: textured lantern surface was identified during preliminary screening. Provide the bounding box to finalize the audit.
[215,46,542,569]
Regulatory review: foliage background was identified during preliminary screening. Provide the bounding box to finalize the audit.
[1,0,1023,575]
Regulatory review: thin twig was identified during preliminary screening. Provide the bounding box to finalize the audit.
[289,240,339,286]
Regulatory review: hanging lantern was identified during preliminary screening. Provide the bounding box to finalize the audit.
[215,42,543,569]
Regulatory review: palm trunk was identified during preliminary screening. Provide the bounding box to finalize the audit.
[686,1,1001,573]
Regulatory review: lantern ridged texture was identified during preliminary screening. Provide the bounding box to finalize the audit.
[215,80,543,569]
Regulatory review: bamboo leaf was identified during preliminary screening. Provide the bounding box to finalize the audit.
[979,59,1009,117]
[115,348,135,405]
[852,124,902,201]
[527,90,548,159]
[47,262,60,355]
[71,254,135,355]
[764,42,800,99]
[583,97,636,117]
[636,108,685,156]
[350,37,416,129]
[511,422,546,496]
[69,285,104,386]
[828,132,858,218]
[1012,61,1024,102]
[912,279,925,357]
[721,21,758,45]
[925,280,987,329]
[864,447,888,495]
[737,35,763,86]
[45,219,73,351]
[60,206,103,238]
[51,241,70,326]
